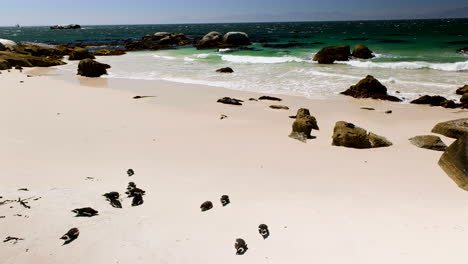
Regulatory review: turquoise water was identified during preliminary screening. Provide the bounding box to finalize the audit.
[2,20,468,99]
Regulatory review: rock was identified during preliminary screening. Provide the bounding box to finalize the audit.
[457,47,468,55]
[438,133,468,190]
[289,108,319,142]
[50,24,80,30]
[352,44,374,59]
[269,105,289,110]
[332,121,392,149]
[153,32,171,39]
[258,96,282,101]
[217,97,243,106]
[222,32,251,46]
[0,39,17,50]
[313,45,350,64]
[360,107,375,110]
[93,49,126,56]
[196,32,224,49]
[431,118,468,139]
[456,85,468,95]
[341,75,401,102]
[14,45,57,57]
[0,59,10,70]
[69,48,95,60]
[461,93,468,108]
[77,59,110,77]
[216,67,234,73]
[410,95,449,107]
[0,42,5,51]
[409,135,447,151]
[0,51,65,68]
[441,100,459,109]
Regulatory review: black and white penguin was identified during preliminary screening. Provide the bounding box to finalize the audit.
[200,201,213,212]
[131,193,144,206]
[235,238,248,255]
[103,191,119,201]
[72,207,98,217]
[127,169,135,177]
[126,187,145,198]
[110,199,122,208]
[60,227,79,245]
[258,224,270,239]
[127,182,136,190]
[220,195,230,206]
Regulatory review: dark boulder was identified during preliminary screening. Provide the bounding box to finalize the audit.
[456,85,468,95]
[258,96,282,101]
[461,93,468,108]
[0,42,6,51]
[332,121,392,149]
[432,118,468,139]
[269,105,289,110]
[196,32,224,49]
[457,47,468,55]
[409,135,447,151]
[217,97,243,106]
[77,59,110,77]
[438,133,468,190]
[93,49,126,56]
[216,67,234,73]
[410,95,449,107]
[0,51,65,68]
[222,32,251,46]
[289,108,319,142]
[0,59,10,70]
[313,45,350,64]
[341,75,401,102]
[352,44,374,59]
[69,47,95,60]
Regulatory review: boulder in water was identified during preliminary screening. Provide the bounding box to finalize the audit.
[77,59,110,77]
[196,32,224,49]
[455,85,468,95]
[352,44,374,59]
[313,45,350,64]
[341,75,401,102]
[223,32,251,46]
[438,133,468,190]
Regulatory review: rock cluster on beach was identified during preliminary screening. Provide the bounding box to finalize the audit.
[125,32,193,51]
[341,75,401,102]
[438,133,468,190]
[196,32,251,49]
[313,45,350,64]
[289,108,319,142]
[68,47,95,60]
[77,59,110,77]
[332,121,392,149]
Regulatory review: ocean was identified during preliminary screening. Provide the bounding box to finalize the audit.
[1,19,467,100]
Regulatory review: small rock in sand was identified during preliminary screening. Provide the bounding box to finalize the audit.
[259,95,282,101]
[216,67,234,73]
[269,105,289,110]
[217,97,243,106]
[361,107,375,111]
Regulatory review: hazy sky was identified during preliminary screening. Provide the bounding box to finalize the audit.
[1,0,467,25]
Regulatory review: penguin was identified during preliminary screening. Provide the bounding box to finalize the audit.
[60,227,79,245]
[200,201,213,212]
[125,187,145,198]
[103,191,119,201]
[131,193,144,206]
[72,207,98,217]
[127,182,136,190]
[110,199,122,208]
[220,195,230,206]
[235,238,248,255]
[258,224,270,239]
[127,169,135,177]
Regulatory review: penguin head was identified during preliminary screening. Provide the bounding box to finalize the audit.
[60,235,70,241]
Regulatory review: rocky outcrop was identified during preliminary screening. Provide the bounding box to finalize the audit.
[127,33,192,51]
[93,49,126,56]
[409,135,447,151]
[432,118,468,139]
[461,93,468,108]
[313,45,350,64]
[352,44,374,59]
[196,32,250,49]
[438,133,468,190]
[223,32,251,46]
[410,95,459,108]
[0,39,17,50]
[332,121,392,149]
[0,42,5,51]
[0,51,65,68]
[456,85,468,95]
[217,97,243,105]
[69,48,95,60]
[0,59,10,70]
[77,59,110,77]
[457,47,468,55]
[216,67,233,73]
[341,75,401,102]
[289,108,319,142]
[196,32,223,49]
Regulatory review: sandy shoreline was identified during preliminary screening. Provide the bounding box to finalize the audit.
[1,67,468,264]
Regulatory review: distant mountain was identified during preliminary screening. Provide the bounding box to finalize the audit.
[419,7,468,19]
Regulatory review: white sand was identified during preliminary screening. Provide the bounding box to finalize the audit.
[1,68,467,264]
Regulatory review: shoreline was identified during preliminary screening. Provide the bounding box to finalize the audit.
[1,67,468,264]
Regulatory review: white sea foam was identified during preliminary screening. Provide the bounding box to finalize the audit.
[338,60,468,71]
[183,57,196,62]
[196,54,213,59]
[220,55,305,64]
[153,55,177,60]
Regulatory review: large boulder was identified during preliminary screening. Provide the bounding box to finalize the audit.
[352,44,374,59]
[461,93,468,108]
[341,75,401,102]
[0,51,64,68]
[313,45,350,64]
[432,118,468,139]
[0,42,5,51]
[455,85,468,95]
[332,121,392,149]
[409,135,447,151]
[0,59,10,70]
[438,133,468,190]
[0,39,17,50]
[196,32,223,49]
[289,108,319,142]
[77,59,110,77]
[410,95,458,108]
[69,47,95,60]
[216,67,233,73]
[222,32,251,46]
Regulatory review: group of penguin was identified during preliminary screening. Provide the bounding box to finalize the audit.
[200,196,270,255]
[60,169,145,245]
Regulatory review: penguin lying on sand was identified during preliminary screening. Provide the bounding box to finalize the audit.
[220,195,230,206]
[235,238,248,255]
[258,224,270,239]
[200,201,213,212]
[60,228,79,245]
[72,207,98,217]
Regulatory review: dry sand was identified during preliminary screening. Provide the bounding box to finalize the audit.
[1,68,468,264]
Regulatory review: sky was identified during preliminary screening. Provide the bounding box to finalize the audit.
[0,0,467,26]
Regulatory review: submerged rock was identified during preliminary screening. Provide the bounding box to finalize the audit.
[77,59,110,77]
[289,108,319,142]
[217,97,243,106]
[69,47,95,60]
[352,44,374,59]
[216,67,234,73]
[341,75,401,102]
[313,45,350,64]
[455,85,468,95]
[438,133,468,190]
[332,121,392,149]
[409,135,447,151]
[431,118,468,139]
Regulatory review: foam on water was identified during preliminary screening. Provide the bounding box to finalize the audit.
[338,60,468,72]
[220,55,306,64]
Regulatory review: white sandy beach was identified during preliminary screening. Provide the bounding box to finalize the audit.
[1,68,468,264]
